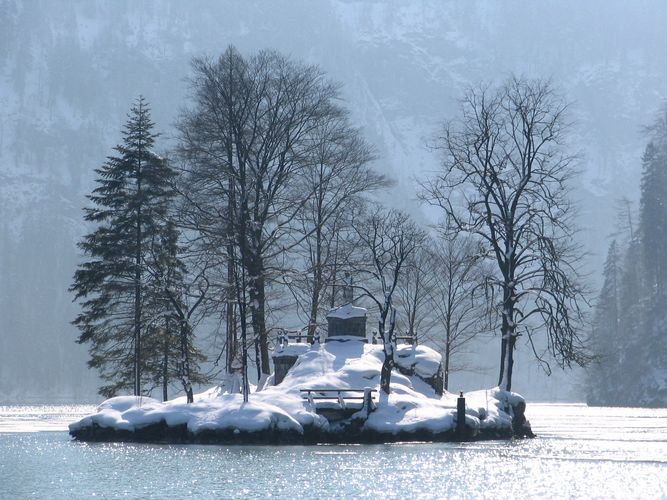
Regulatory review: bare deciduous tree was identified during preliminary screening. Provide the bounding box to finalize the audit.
[426,236,494,391]
[288,106,386,342]
[395,235,494,392]
[422,77,590,391]
[353,207,426,396]
[393,242,441,344]
[177,46,365,390]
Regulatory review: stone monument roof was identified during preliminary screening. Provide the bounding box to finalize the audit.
[326,303,367,320]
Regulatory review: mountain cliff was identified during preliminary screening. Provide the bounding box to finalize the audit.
[2,0,666,401]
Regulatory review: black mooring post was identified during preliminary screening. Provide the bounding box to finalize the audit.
[456,391,466,437]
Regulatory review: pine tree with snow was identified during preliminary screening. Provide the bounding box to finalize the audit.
[71,97,179,398]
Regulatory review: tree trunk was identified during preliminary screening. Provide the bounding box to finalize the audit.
[235,185,251,400]
[162,330,169,402]
[498,282,515,391]
[444,301,453,392]
[379,307,396,396]
[134,269,141,396]
[307,262,321,343]
[408,270,420,340]
[380,356,393,395]
[248,265,270,376]
[134,158,143,397]
[308,225,323,343]
[444,325,450,392]
[179,320,194,404]
[225,178,237,374]
[503,334,516,392]
[330,233,340,308]
[237,274,250,403]
[225,296,237,374]
[444,347,450,392]
[225,261,237,374]
[254,336,261,381]
[307,298,319,344]
[498,336,507,387]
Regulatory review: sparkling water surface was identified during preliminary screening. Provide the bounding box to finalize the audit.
[0,404,665,499]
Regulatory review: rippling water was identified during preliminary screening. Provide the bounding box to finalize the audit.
[0,404,665,499]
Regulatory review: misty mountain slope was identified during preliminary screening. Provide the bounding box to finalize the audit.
[1,0,666,401]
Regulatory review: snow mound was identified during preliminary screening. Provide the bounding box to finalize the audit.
[395,344,442,379]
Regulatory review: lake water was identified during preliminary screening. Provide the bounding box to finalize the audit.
[0,404,665,499]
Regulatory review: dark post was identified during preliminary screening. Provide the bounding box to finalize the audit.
[456,391,466,437]
[363,387,376,415]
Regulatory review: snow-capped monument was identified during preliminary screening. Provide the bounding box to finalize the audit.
[272,301,369,385]
[325,303,368,341]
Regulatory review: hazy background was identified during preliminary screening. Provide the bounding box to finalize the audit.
[2,0,666,402]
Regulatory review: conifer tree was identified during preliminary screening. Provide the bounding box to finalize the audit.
[635,107,667,405]
[640,138,667,298]
[71,97,178,397]
[586,240,620,404]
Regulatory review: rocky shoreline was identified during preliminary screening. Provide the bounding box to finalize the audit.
[69,342,535,446]
[69,398,534,445]
[69,420,517,445]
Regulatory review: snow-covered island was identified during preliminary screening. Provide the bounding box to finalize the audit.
[70,337,534,444]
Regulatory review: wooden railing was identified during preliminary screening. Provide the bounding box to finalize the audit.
[371,331,419,345]
[276,327,321,348]
[394,334,418,345]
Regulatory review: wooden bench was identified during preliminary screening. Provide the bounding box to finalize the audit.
[299,388,377,410]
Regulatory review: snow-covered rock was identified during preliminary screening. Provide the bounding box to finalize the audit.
[395,344,442,379]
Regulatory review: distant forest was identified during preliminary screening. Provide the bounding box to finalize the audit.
[587,108,667,407]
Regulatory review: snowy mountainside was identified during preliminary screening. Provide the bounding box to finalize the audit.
[2,0,667,401]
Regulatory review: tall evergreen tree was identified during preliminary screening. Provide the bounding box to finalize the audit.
[71,97,178,397]
[636,107,667,405]
[586,240,621,405]
[639,132,667,299]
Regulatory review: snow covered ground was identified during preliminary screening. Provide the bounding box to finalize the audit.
[70,341,524,442]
